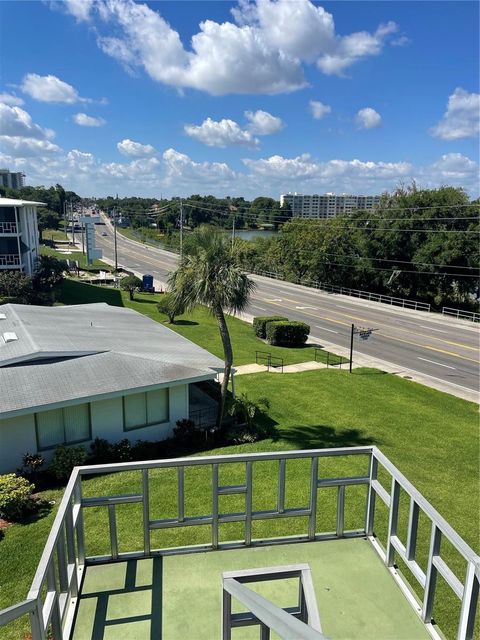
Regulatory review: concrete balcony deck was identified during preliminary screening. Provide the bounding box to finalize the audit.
[72,538,430,640]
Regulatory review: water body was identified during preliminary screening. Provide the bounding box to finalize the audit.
[234,229,278,241]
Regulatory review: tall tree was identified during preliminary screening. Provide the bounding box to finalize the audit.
[169,227,255,427]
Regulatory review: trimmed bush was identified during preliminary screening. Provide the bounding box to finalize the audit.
[0,474,36,521]
[266,320,310,346]
[157,293,184,324]
[253,316,288,339]
[50,445,87,481]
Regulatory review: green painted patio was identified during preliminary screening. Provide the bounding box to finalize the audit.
[72,537,430,639]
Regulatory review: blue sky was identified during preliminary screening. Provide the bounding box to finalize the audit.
[0,0,478,198]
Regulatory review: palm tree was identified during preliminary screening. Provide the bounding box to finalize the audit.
[169,227,255,428]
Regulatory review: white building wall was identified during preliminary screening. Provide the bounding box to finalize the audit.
[18,205,39,276]
[0,383,191,473]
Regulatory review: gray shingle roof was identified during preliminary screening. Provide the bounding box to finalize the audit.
[0,303,224,416]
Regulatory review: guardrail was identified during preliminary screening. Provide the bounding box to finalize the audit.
[250,269,431,312]
[1,447,478,640]
[442,307,480,323]
[0,253,21,267]
[314,347,346,368]
[255,350,284,372]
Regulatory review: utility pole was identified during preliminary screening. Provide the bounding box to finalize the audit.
[63,201,68,241]
[179,199,183,258]
[231,213,236,249]
[349,323,355,373]
[70,202,75,247]
[113,208,118,271]
[81,206,85,255]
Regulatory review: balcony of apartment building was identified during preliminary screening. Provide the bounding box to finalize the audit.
[0,237,23,270]
[0,207,20,237]
[1,447,478,640]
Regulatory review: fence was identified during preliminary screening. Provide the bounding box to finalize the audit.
[314,347,346,368]
[251,269,431,312]
[442,307,480,323]
[1,447,478,640]
[255,350,284,372]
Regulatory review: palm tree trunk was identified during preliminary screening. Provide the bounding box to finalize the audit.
[213,304,233,429]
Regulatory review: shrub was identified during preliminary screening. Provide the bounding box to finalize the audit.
[173,418,198,445]
[89,438,114,464]
[50,445,87,481]
[120,275,143,300]
[253,316,288,339]
[18,452,45,477]
[157,293,184,324]
[0,474,36,521]
[266,320,310,346]
[111,439,134,462]
[225,394,274,444]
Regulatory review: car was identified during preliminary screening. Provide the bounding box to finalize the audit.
[101,231,108,236]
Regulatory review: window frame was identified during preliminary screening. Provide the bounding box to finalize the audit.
[35,403,92,451]
[122,388,170,432]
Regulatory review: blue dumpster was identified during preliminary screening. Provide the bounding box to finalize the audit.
[142,274,155,293]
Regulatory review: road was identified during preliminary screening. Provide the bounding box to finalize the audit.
[94,222,479,397]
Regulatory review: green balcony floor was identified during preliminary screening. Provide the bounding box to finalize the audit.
[72,537,430,640]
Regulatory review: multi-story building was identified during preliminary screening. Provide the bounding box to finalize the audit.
[0,198,42,275]
[280,192,381,219]
[0,169,25,190]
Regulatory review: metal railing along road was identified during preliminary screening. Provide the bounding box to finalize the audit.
[0,447,478,640]
[255,350,284,372]
[251,269,432,312]
[442,307,480,323]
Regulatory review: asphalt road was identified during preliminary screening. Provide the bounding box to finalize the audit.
[94,222,480,395]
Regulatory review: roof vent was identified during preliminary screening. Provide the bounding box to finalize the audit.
[3,332,18,343]
[0,314,6,320]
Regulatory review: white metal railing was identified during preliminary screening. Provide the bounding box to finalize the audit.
[442,307,480,323]
[251,269,432,312]
[0,254,21,267]
[0,447,478,640]
[0,221,18,234]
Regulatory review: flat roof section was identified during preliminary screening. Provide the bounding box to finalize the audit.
[72,538,430,640]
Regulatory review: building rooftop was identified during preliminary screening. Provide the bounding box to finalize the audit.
[0,198,45,207]
[0,303,224,416]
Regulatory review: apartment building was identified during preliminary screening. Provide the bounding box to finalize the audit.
[0,198,42,275]
[280,192,381,218]
[0,169,25,190]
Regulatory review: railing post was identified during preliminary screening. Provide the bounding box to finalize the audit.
[336,485,345,537]
[212,464,219,549]
[142,469,151,555]
[73,479,85,565]
[365,453,377,536]
[457,562,479,640]
[422,525,442,622]
[308,457,318,540]
[386,479,401,567]
[177,467,185,523]
[277,459,286,514]
[29,596,46,640]
[406,500,419,561]
[108,505,119,560]
[245,462,253,545]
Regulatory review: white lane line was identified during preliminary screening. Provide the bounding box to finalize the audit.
[418,357,456,370]
[315,325,339,334]
[419,325,447,333]
[265,298,283,302]
[296,306,318,310]
[335,304,354,310]
[252,305,267,311]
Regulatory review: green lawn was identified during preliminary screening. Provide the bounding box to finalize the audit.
[1,370,478,639]
[58,279,344,366]
[40,242,113,272]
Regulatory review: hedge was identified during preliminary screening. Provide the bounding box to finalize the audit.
[253,316,289,339]
[266,320,310,346]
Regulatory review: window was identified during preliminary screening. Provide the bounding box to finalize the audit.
[123,389,169,431]
[36,403,91,450]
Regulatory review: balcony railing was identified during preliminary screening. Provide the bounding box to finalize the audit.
[0,254,21,267]
[0,221,18,234]
[0,447,478,639]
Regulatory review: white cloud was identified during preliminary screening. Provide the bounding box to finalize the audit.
[162,148,236,191]
[117,139,156,157]
[430,88,480,140]
[309,100,331,119]
[58,0,401,95]
[101,157,160,179]
[0,92,24,106]
[185,118,258,148]
[245,110,283,134]
[0,137,60,157]
[20,73,103,104]
[73,113,106,127]
[355,107,382,129]
[0,104,54,139]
